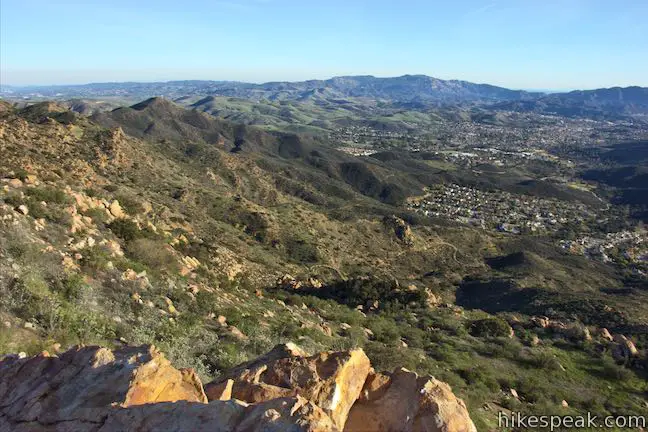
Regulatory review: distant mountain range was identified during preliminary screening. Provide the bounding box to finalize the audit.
[492,86,648,119]
[1,75,537,103]
[2,75,648,120]
[198,75,541,104]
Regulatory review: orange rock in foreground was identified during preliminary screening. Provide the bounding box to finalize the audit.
[0,344,476,432]
[207,344,372,430]
[344,368,477,432]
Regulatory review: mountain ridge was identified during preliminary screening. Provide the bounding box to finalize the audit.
[491,86,648,119]
[1,74,542,103]
[5,75,648,121]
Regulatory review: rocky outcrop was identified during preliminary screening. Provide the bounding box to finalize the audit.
[205,378,235,401]
[207,344,372,430]
[611,334,639,364]
[0,344,476,432]
[382,215,414,246]
[345,368,477,432]
[108,200,126,218]
[599,327,614,342]
[0,345,207,408]
[239,396,337,432]
[0,345,207,431]
[95,127,128,169]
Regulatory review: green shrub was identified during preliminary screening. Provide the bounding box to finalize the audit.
[26,201,48,219]
[365,315,402,345]
[25,187,70,204]
[194,290,219,316]
[427,341,464,364]
[54,273,88,302]
[224,208,270,242]
[499,394,522,410]
[399,325,427,349]
[115,193,143,215]
[417,309,468,337]
[160,336,217,382]
[285,237,320,263]
[114,256,147,274]
[59,308,116,344]
[364,342,435,374]
[82,207,110,224]
[12,168,29,181]
[0,276,43,319]
[468,318,512,338]
[3,193,22,207]
[601,357,634,381]
[3,230,41,260]
[519,349,563,370]
[125,239,178,272]
[457,365,500,391]
[43,206,72,224]
[515,375,551,404]
[203,341,247,374]
[288,295,366,326]
[108,219,141,241]
[0,269,67,333]
[337,325,367,349]
[83,187,100,198]
[108,219,156,242]
[80,246,113,271]
[271,320,326,344]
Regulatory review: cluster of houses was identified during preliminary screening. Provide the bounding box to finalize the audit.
[409,184,597,235]
[560,229,647,272]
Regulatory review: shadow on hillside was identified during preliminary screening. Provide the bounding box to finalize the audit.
[455,278,540,314]
[455,277,631,330]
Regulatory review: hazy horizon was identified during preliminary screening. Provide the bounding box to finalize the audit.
[0,73,618,93]
[2,0,647,89]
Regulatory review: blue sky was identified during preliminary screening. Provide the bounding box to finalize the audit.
[1,0,647,89]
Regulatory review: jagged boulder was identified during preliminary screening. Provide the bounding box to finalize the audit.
[344,368,477,432]
[212,380,294,403]
[0,345,207,406]
[0,344,476,432]
[108,200,126,218]
[238,396,337,432]
[99,400,247,432]
[205,378,235,401]
[599,327,614,342]
[548,321,592,341]
[212,342,308,381]
[0,345,338,432]
[530,316,550,328]
[102,397,337,432]
[207,343,372,430]
[0,345,206,431]
[611,334,639,363]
